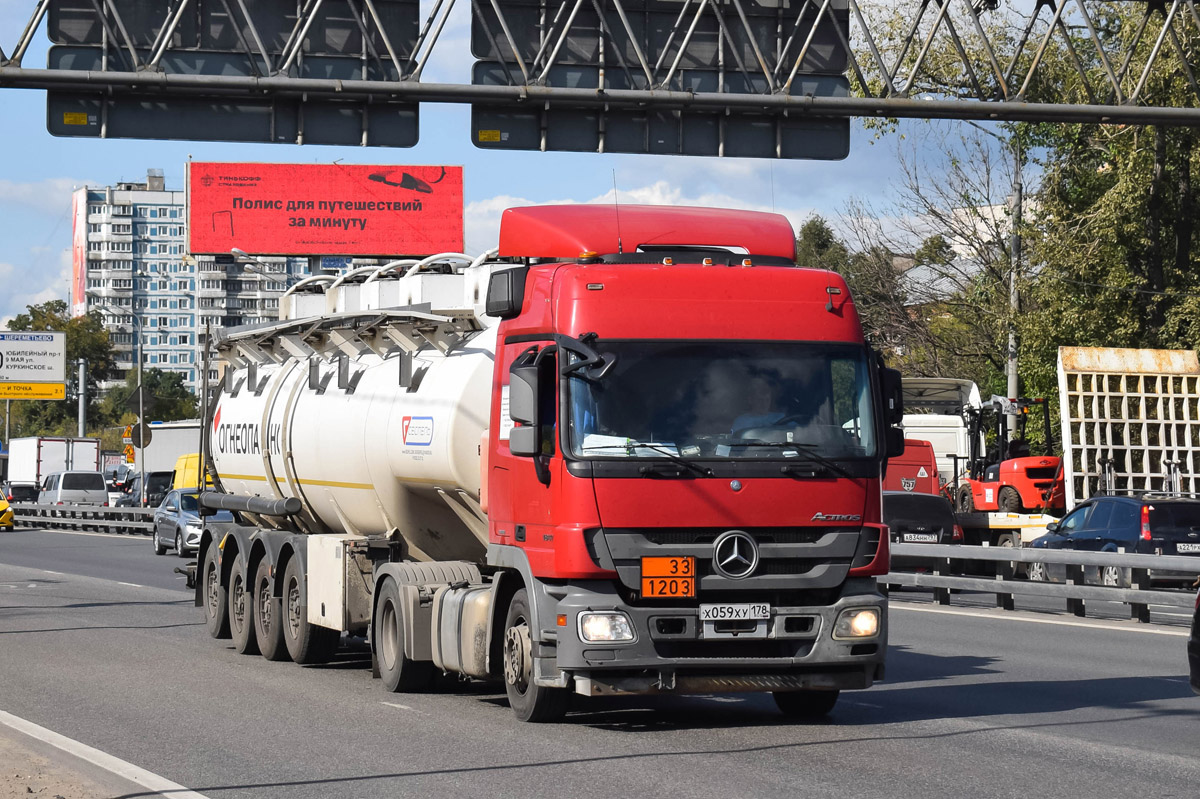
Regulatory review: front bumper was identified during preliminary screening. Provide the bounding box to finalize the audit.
[538,578,886,695]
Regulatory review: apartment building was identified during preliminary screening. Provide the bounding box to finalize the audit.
[71,169,310,394]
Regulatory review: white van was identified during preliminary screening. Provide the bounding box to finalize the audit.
[39,471,109,506]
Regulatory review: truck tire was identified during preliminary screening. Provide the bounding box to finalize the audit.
[998,487,1022,513]
[282,557,339,665]
[375,578,434,692]
[503,588,568,723]
[229,558,260,656]
[254,559,289,662]
[773,689,839,719]
[202,546,230,639]
[956,485,974,513]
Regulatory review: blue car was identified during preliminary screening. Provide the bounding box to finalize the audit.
[1027,494,1200,587]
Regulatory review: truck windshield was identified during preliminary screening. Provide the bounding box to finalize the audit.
[566,341,877,460]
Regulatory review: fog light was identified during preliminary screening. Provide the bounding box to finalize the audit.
[834,608,880,639]
[578,612,635,643]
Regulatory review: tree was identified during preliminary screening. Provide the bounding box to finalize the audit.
[5,300,116,438]
[100,368,198,425]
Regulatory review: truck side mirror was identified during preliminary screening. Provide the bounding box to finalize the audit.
[508,347,544,458]
[486,267,529,319]
[879,365,905,458]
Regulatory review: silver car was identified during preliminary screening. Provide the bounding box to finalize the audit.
[152,489,232,557]
[39,471,108,506]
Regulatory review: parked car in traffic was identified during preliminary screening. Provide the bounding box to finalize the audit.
[114,471,174,508]
[153,488,233,557]
[1027,493,1200,586]
[883,490,963,571]
[37,470,108,506]
[2,481,39,504]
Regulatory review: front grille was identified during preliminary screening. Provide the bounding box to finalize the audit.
[1026,467,1059,480]
[597,526,861,594]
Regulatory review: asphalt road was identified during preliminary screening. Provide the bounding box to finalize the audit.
[1,526,1197,799]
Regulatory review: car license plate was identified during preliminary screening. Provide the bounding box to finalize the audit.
[641,556,695,598]
[1176,542,1200,553]
[699,603,770,621]
[903,533,938,543]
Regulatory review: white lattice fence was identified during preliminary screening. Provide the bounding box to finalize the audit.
[1057,347,1200,507]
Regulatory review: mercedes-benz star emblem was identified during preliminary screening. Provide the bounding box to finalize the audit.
[712,530,759,580]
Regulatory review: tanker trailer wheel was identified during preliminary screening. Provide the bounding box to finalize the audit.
[772,689,839,719]
[503,588,568,723]
[202,546,230,639]
[254,559,289,662]
[282,558,339,665]
[229,557,260,656]
[375,578,434,692]
[998,487,1022,513]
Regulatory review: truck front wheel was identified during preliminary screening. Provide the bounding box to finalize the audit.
[503,588,568,723]
[202,547,230,639]
[375,578,433,692]
[773,689,839,719]
[282,558,339,664]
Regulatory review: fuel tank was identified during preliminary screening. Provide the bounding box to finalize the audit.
[212,300,497,563]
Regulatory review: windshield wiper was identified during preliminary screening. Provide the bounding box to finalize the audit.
[635,443,713,478]
[734,440,854,479]
[582,441,712,477]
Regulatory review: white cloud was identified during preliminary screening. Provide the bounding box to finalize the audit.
[0,250,72,327]
[0,177,93,215]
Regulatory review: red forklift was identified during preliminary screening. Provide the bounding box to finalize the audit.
[954,396,1065,515]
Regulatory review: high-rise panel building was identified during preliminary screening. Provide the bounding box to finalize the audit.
[71,169,310,395]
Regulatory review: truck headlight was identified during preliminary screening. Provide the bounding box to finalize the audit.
[833,608,880,639]
[578,612,635,643]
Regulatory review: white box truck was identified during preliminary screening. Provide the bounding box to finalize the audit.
[7,436,101,489]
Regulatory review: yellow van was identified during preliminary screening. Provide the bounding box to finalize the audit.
[172,453,214,490]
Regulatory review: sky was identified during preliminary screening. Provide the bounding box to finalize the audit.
[0,1,937,326]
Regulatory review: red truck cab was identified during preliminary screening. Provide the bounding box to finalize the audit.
[480,205,904,720]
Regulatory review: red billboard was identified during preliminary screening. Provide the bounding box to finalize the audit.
[188,163,463,256]
[70,188,88,318]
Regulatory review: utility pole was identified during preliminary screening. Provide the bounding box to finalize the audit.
[76,358,87,437]
[1007,140,1022,444]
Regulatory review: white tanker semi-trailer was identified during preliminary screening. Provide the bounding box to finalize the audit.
[195,204,903,722]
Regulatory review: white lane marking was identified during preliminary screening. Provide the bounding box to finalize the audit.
[0,708,210,799]
[891,602,1189,637]
[847,701,884,709]
[381,701,426,715]
[26,528,147,540]
[117,582,143,588]
[42,570,63,575]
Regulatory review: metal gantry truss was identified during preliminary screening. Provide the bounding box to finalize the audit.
[2,0,1200,151]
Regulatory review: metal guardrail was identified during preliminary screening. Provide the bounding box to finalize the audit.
[886,543,1200,623]
[11,503,155,534]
